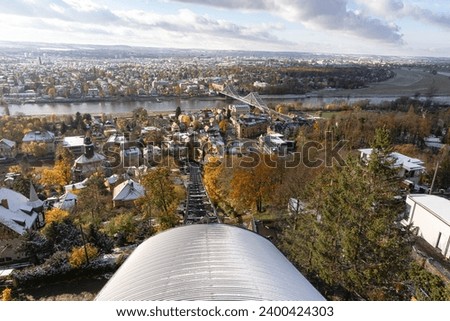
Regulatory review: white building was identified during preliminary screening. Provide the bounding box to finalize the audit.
[143,145,162,165]
[229,104,250,116]
[359,149,425,184]
[403,194,450,258]
[62,136,85,156]
[0,138,17,159]
[121,146,141,167]
[112,179,145,207]
[0,187,44,263]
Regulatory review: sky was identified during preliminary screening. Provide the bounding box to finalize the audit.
[1,0,450,57]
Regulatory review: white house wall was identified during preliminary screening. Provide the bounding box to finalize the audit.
[406,198,450,258]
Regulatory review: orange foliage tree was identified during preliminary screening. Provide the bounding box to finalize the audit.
[230,153,279,212]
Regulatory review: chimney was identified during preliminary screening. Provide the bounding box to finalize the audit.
[1,199,9,209]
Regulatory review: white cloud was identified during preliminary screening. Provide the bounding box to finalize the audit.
[1,0,450,55]
[62,0,102,12]
[0,2,292,50]
[355,0,450,30]
[354,0,404,18]
[116,8,291,45]
[172,0,404,43]
[49,3,65,14]
[404,5,450,30]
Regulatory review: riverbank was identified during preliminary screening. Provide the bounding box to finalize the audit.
[3,93,227,105]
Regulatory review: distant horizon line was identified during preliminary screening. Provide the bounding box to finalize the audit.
[1,39,449,61]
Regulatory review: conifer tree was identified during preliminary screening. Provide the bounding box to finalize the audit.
[280,127,412,300]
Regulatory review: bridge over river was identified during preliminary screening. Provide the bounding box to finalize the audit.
[219,85,291,121]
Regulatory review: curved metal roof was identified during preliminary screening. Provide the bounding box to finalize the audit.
[96,224,325,301]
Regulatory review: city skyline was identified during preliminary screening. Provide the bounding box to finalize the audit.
[0,0,450,58]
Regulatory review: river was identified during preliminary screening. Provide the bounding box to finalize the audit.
[3,95,450,116]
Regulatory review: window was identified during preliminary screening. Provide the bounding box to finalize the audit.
[403,203,411,221]
[436,232,442,250]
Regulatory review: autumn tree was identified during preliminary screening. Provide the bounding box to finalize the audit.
[230,153,279,213]
[22,141,48,158]
[203,157,223,203]
[179,114,191,128]
[69,243,98,268]
[47,87,56,98]
[218,119,229,134]
[140,167,179,231]
[105,211,137,244]
[74,173,111,225]
[143,129,164,147]
[132,107,149,127]
[39,145,73,191]
[434,147,450,190]
[45,208,69,224]
[2,288,12,301]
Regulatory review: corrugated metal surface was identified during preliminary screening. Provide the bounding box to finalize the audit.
[96,224,325,301]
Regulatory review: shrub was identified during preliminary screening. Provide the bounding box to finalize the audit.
[69,244,99,268]
[2,288,12,301]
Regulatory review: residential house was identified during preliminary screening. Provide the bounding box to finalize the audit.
[402,194,450,259]
[260,133,294,155]
[143,145,162,165]
[0,138,17,160]
[62,136,85,157]
[22,130,55,155]
[121,146,142,167]
[112,179,145,207]
[0,186,44,263]
[52,192,77,211]
[359,149,425,185]
[232,114,269,139]
[64,178,89,192]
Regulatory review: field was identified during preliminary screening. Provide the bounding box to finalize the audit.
[316,68,450,98]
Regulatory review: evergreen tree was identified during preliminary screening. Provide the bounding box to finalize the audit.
[280,128,412,300]
[175,106,182,120]
[18,230,53,264]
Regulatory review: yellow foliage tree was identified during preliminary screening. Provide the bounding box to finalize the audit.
[69,244,98,268]
[39,163,71,191]
[219,119,229,132]
[2,288,12,301]
[45,208,69,224]
[7,165,22,174]
[203,157,223,202]
[179,114,191,127]
[39,146,72,191]
[22,141,48,157]
[140,167,180,231]
[276,104,289,114]
[230,154,278,213]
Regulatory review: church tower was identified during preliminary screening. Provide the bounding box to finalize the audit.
[84,136,94,159]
